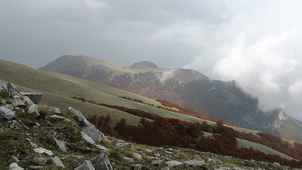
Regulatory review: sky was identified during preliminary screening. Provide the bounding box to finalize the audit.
[1,0,302,118]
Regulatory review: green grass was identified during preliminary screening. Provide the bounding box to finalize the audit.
[237,138,293,160]
[0,59,207,126]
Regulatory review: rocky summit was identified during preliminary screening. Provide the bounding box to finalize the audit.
[0,81,301,170]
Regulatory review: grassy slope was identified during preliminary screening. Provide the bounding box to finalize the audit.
[0,59,203,125]
[0,59,297,160]
[237,138,293,160]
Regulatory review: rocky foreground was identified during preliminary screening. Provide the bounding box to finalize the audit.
[0,81,301,170]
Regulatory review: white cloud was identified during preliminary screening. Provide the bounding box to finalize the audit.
[84,0,109,9]
[289,80,302,98]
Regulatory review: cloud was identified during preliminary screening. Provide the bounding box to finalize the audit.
[1,0,302,117]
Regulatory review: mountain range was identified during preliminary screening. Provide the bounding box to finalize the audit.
[42,55,302,142]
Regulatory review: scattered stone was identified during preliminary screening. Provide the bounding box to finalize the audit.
[9,163,24,170]
[54,136,68,153]
[184,160,205,167]
[75,160,95,170]
[144,148,153,153]
[91,152,113,170]
[48,107,62,114]
[81,131,96,145]
[166,160,183,167]
[132,152,143,160]
[49,115,71,122]
[32,156,48,165]
[122,157,135,163]
[33,147,54,156]
[82,125,104,144]
[27,104,40,116]
[115,142,131,148]
[68,107,90,126]
[51,156,65,168]
[69,107,104,144]
[28,165,44,169]
[152,160,164,166]
[0,106,15,120]
[95,145,109,152]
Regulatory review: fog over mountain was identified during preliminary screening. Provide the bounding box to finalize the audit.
[1,0,302,118]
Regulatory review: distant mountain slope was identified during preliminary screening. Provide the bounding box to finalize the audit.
[41,55,302,142]
[0,59,210,126]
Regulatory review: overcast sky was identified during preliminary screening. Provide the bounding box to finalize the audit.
[1,0,302,118]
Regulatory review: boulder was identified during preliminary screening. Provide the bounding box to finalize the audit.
[9,163,24,170]
[75,160,95,170]
[82,125,104,144]
[69,107,104,144]
[0,106,15,120]
[91,152,113,170]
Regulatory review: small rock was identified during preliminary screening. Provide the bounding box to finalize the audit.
[0,106,15,120]
[48,107,61,114]
[11,97,26,107]
[33,147,54,156]
[122,157,134,163]
[49,115,71,122]
[91,152,113,170]
[28,165,44,169]
[115,142,131,148]
[27,104,40,116]
[51,156,65,168]
[82,125,104,144]
[68,107,90,126]
[152,160,164,166]
[32,156,48,165]
[95,145,109,152]
[81,131,96,145]
[53,136,68,153]
[144,148,153,153]
[75,160,95,170]
[9,162,24,170]
[166,160,183,167]
[132,152,143,160]
[184,160,205,167]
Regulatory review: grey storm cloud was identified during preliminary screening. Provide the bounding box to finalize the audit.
[1,0,302,118]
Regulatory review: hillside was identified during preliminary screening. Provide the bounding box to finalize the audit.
[41,55,302,142]
[1,82,301,169]
[0,59,210,126]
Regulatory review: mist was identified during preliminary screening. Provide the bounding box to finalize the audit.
[1,0,302,118]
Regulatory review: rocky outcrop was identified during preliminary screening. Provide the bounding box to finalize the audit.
[0,81,111,169]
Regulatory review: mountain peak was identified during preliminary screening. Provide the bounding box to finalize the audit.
[130,61,159,69]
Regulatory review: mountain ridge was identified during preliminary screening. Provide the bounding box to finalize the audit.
[41,55,302,142]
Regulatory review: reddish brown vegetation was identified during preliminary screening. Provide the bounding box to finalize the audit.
[90,115,302,168]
